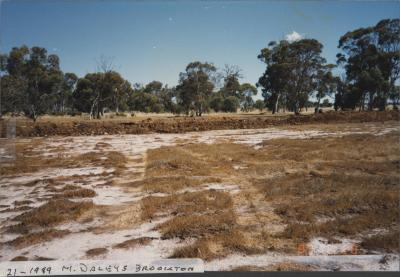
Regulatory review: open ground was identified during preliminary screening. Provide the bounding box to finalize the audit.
[0,114,399,271]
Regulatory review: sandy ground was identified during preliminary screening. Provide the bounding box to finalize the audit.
[0,121,399,271]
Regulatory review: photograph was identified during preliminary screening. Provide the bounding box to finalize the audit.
[0,0,399,273]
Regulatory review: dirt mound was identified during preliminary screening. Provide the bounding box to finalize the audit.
[1,110,398,138]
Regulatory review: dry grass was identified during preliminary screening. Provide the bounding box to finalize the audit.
[361,230,400,253]
[170,230,262,261]
[135,176,222,193]
[10,256,55,261]
[141,190,232,219]
[252,133,400,248]
[14,200,33,206]
[9,199,94,233]
[10,256,29,261]
[141,129,399,258]
[232,262,317,272]
[8,229,70,248]
[86,247,108,257]
[57,188,96,198]
[112,237,153,249]
[1,144,127,177]
[146,147,211,177]
[158,211,236,239]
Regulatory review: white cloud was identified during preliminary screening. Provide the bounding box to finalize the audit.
[285,31,304,42]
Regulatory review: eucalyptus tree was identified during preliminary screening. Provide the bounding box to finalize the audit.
[258,39,327,114]
[0,46,69,121]
[176,61,217,116]
[257,40,290,114]
[239,83,258,112]
[337,18,400,110]
[73,71,132,117]
[314,64,339,113]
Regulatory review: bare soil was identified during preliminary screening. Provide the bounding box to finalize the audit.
[1,110,398,138]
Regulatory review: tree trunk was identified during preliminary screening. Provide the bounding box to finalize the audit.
[315,97,321,114]
[378,92,387,111]
[294,102,300,115]
[273,94,280,114]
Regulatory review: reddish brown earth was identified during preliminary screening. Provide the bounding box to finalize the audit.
[0,110,398,138]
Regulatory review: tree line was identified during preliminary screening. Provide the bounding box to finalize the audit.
[0,18,398,121]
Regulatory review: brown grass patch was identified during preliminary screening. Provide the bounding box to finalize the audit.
[146,147,211,177]
[0,205,32,213]
[9,199,94,233]
[94,142,112,150]
[170,230,262,261]
[361,230,400,253]
[136,176,222,193]
[14,200,34,206]
[86,247,108,257]
[170,240,216,261]
[158,211,236,239]
[264,262,317,271]
[8,229,70,248]
[1,143,127,178]
[10,256,29,261]
[141,190,232,219]
[112,237,153,249]
[250,134,400,245]
[57,188,96,198]
[143,131,399,256]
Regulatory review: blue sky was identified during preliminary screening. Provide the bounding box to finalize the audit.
[1,0,399,92]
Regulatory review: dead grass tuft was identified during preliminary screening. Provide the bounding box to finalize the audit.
[141,190,232,219]
[361,230,400,253]
[170,230,262,261]
[85,247,108,257]
[264,262,317,271]
[158,211,236,239]
[8,229,70,248]
[9,199,94,233]
[57,188,96,198]
[136,176,222,193]
[14,200,33,206]
[10,256,28,261]
[112,237,153,249]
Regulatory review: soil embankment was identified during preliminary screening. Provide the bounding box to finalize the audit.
[0,110,398,138]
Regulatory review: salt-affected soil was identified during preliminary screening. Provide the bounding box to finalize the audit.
[205,253,399,271]
[0,122,399,270]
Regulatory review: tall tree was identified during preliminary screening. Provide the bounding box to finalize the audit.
[258,39,327,114]
[257,40,291,114]
[337,18,400,110]
[176,61,216,116]
[73,71,132,117]
[314,64,338,113]
[1,46,67,121]
[239,83,258,112]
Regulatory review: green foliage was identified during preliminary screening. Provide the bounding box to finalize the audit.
[254,100,265,111]
[209,94,224,112]
[176,61,216,116]
[257,38,328,114]
[336,18,400,111]
[1,19,396,119]
[222,96,240,113]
